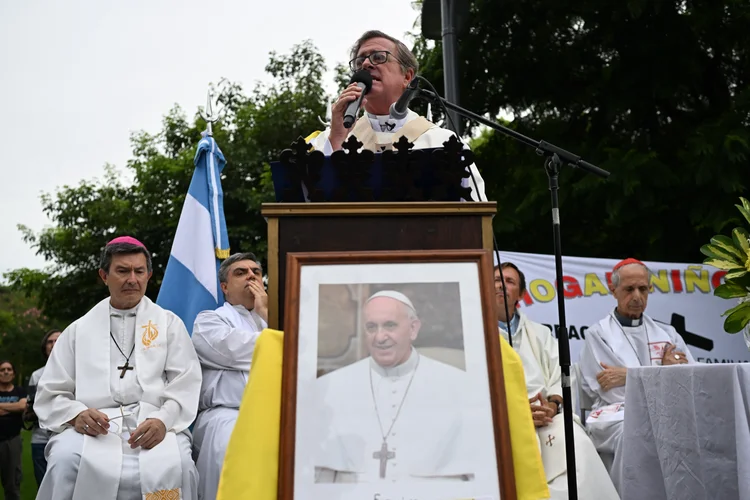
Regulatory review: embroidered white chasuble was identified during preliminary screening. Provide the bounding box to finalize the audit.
[306,109,487,202]
[34,297,202,500]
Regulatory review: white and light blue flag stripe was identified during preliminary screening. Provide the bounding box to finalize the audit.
[157,135,230,335]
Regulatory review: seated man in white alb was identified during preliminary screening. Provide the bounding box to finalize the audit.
[579,257,695,494]
[34,236,202,500]
[191,252,268,500]
[306,29,486,201]
[314,290,474,483]
[494,262,619,500]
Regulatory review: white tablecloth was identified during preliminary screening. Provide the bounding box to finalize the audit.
[621,363,750,499]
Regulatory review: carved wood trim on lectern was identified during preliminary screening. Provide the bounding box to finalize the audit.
[261,201,497,217]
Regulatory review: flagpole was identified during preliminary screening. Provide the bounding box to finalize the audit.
[200,78,227,137]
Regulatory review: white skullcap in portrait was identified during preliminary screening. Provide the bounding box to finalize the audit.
[365,290,417,315]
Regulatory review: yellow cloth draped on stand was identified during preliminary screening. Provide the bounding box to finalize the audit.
[217,329,549,500]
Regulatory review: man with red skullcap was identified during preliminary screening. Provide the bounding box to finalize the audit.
[34,236,202,500]
[494,262,619,500]
[579,257,695,495]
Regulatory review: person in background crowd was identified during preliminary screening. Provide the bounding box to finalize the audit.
[0,360,28,500]
[24,328,63,486]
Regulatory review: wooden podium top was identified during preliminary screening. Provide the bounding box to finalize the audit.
[261,201,497,217]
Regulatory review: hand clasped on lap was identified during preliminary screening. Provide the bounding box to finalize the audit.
[71,408,110,436]
[529,392,556,427]
[127,418,166,449]
[70,409,166,449]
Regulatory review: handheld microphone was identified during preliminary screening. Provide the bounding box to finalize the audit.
[388,78,420,120]
[343,70,373,129]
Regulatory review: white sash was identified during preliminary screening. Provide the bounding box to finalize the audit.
[73,297,184,500]
[537,416,568,482]
[507,315,578,483]
[595,312,674,368]
[586,312,673,426]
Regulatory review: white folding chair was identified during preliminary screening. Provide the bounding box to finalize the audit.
[573,362,595,425]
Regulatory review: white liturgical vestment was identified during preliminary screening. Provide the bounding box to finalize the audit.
[314,348,475,483]
[499,311,619,500]
[579,310,695,494]
[34,297,202,500]
[307,109,487,202]
[191,301,268,500]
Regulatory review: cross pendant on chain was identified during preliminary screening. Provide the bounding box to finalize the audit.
[372,440,396,478]
[118,360,133,379]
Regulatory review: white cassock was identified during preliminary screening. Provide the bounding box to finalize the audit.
[191,301,267,500]
[579,310,696,494]
[499,312,619,500]
[314,348,475,483]
[34,296,202,500]
[307,109,487,201]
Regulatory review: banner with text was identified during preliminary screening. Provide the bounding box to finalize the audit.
[497,251,750,364]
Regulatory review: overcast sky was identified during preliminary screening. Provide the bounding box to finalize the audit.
[0,0,421,276]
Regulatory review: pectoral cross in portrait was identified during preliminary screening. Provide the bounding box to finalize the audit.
[373,440,396,478]
[118,360,134,379]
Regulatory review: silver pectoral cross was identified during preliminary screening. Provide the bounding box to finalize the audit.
[372,440,395,478]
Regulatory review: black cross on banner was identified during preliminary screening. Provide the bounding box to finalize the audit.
[656,313,713,352]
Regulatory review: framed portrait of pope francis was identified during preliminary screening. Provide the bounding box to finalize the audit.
[279,249,516,500]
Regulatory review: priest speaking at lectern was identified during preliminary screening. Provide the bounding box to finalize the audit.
[304,29,487,202]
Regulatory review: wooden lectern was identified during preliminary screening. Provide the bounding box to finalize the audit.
[262,201,497,329]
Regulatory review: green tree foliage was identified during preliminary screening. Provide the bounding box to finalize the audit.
[6,41,328,325]
[9,4,750,324]
[0,286,57,384]
[414,0,750,261]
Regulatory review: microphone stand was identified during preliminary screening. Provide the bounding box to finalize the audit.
[419,88,610,500]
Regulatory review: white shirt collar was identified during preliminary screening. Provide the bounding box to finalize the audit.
[369,347,419,378]
[614,308,644,327]
[109,299,139,317]
[231,303,262,330]
[366,111,408,133]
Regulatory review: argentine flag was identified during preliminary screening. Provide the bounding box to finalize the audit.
[157,134,230,335]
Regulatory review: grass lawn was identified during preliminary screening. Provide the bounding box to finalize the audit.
[0,430,39,500]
